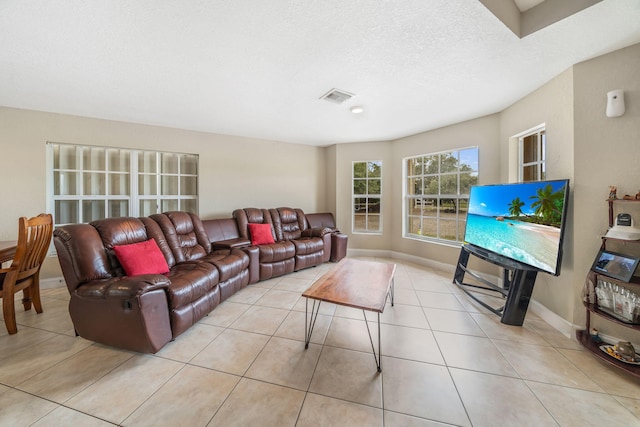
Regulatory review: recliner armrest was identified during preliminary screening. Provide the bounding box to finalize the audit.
[212,238,252,249]
[301,227,333,238]
[75,275,171,299]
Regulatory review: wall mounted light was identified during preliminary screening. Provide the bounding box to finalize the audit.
[606,89,625,118]
[350,106,364,114]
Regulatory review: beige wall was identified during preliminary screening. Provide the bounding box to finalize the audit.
[0,107,327,278]
[572,43,640,340]
[324,144,338,224]
[388,114,502,271]
[499,68,576,320]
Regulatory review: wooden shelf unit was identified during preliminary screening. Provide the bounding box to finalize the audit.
[577,198,640,377]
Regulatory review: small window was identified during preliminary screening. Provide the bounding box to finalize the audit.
[404,147,478,243]
[352,161,382,233]
[519,126,545,182]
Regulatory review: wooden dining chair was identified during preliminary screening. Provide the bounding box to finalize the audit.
[0,213,53,334]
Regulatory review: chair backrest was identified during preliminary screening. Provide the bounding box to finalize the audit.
[150,211,212,263]
[270,207,308,241]
[11,213,53,282]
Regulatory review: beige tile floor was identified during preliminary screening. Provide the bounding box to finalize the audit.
[1,257,640,426]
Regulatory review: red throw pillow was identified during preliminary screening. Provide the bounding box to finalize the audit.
[248,223,275,245]
[113,239,170,276]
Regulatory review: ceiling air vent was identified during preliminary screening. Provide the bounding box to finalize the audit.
[320,88,354,104]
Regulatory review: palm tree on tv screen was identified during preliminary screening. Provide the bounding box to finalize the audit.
[508,197,525,217]
[530,184,564,227]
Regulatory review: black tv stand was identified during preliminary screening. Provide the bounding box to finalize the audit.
[453,244,539,326]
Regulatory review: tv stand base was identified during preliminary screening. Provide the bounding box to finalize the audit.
[453,245,538,326]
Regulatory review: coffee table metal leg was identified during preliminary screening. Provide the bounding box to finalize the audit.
[305,298,321,349]
[378,312,382,372]
[389,277,395,307]
[364,310,382,372]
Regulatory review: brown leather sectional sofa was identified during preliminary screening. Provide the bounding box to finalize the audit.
[232,207,331,281]
[53,208,347,353]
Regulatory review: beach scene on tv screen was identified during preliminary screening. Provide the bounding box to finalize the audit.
[464,180,568,274]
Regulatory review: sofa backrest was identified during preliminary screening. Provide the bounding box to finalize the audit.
[202,218,241,242]
[53,223,114,293]
[54,212,220,292]
[92,217,164,276]
[270,207,308,241]
[150,211,212,263]
[233,208,276,241]
[305,212,338,232]
[53,216,174,292]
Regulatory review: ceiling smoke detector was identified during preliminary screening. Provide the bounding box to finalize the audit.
[320,88,354,104]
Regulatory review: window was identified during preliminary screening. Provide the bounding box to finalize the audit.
[352,161,382,233]
[518,126,545,182]
[48,142,198,226]
[404,147,478,243]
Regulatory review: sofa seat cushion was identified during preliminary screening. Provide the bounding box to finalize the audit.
[201,249,250,282]
[75,275,171,299]
[165,262,219,307]
[291,237,324,256]
[169,287,221,338]
[257,241,296,263]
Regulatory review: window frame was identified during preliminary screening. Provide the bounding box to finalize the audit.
[403,147,478,245]
[517,125,546,182]
[351,160,382,234]
[47,142,198,227]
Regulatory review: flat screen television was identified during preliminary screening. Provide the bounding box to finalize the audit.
[463,179,570,276]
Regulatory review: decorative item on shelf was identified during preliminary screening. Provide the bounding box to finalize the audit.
[595,279,640,323]
[604,214,640,240]
[616,213,632,227]
[617,341,636,359]
[608,185,618,200]
[592,250,640,282]
[600,344,640,364]
[590,328,603,343]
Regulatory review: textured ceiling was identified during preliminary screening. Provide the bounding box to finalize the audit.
[1,0,639,146]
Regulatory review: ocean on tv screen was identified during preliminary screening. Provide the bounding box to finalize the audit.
[464,180,568,275]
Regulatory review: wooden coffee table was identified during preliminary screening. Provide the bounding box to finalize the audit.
[302,258,396,372]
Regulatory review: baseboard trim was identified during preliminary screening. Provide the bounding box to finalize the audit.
[40,277,66,290]
[347,248,456,273]
[347,247,576,338]
[528,299,574,338]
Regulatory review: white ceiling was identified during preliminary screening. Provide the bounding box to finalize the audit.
[1,0,639,146]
